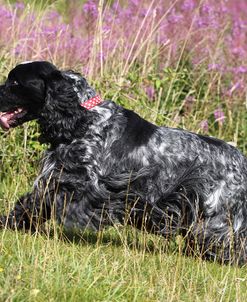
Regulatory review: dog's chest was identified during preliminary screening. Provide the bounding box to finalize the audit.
[35,137,104,187]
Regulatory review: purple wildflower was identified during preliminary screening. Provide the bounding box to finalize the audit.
[145,86,155,100]
[0,6,12,18]
[231,47,246,57]
[201,3,212,14]
[233,66,247,74]
[15,2,25,10]
[168,9,183,24]
[214,108,225,125]
[226,81,244,96]
[130,0,140,6]
[200,120,209,132]
[47,11,60,20]
[181,0,195,12]
[0,0,244,95]
[83,0,98,17]
[208,63,224,72]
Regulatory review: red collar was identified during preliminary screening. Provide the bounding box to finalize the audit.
[80,95,103,110]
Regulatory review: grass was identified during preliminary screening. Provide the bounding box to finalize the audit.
[0,227,247,301]
[0,0,247,301]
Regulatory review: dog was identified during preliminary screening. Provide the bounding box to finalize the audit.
[0,61,246,265]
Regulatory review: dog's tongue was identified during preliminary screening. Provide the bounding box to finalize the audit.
[0,112,11,130]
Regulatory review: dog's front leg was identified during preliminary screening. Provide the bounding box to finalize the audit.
[0,191,51,231]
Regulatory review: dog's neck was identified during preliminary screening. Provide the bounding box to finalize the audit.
[80,95,103,110]
[38,72,105,147]
[63,71,98,104]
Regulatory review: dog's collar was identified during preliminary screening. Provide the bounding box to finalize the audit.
[80,95,103,110]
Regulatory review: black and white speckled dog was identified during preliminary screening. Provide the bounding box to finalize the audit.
[0,61,246,264]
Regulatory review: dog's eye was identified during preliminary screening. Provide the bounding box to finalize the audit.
[12,80,19,86]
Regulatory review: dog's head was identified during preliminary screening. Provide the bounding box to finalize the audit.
[0,61,59,130]
[0,61,95,132]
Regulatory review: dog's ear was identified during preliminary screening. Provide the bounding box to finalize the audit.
[40,69,65,101]
[39,69,63,82]
[42,69,76,110]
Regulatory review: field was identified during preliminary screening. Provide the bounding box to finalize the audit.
[0,0,246,301]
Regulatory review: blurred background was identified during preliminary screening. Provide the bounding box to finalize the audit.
[0,0,246,141]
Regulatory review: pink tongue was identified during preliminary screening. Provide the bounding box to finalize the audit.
[0,113,11,130]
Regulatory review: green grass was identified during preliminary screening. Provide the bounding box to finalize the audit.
[0,227,247,301]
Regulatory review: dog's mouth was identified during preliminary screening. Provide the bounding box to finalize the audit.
[0,108,27,130]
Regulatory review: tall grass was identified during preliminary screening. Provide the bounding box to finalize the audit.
[0,0,247,301]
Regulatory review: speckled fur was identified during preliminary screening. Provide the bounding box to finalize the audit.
[0,61,246,265]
